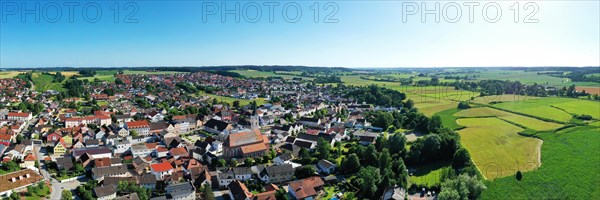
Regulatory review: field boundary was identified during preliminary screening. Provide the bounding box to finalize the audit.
[471,102,567,124]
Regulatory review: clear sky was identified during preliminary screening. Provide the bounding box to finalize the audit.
[1,0,598,68]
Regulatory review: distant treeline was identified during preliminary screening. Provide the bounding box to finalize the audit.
[5,66,352,73]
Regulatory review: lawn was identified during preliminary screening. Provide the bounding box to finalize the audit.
[409,161,453,188]
[456,118,542,180]
[482,126,600,199]
[454,107,563,131]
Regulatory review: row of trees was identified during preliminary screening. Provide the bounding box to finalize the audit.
[345,85,407,107]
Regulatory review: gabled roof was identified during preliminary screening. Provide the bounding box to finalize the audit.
[94,185,116,198]
[204,119,230,131]
[228,180,253,200]
[288,176,325,199]
[150,162,174,172]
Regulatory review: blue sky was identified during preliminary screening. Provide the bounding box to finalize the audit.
[1,1,598,68]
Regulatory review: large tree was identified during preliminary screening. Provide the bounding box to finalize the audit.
[355,166,382,199]
[438,174,486,200]
[341,153,360,174]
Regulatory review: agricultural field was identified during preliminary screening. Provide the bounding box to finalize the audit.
[481,126,600,199]
[433,108,464,130]
[31,72,80,92]
[454,107,563,131]
[576,86,600,95]
[77,70,184,82]
[471,94,540,104]
[449,69,597,87]
[200,93,268,106]
[230,70,311,80]
[0,71,27,79]
[552,100,600,119]
[456,117,542,180]
[490,97,599,121]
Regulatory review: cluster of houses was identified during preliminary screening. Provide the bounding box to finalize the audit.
[0,71,393,200]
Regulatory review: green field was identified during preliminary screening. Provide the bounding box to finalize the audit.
[32,73,66,92]
[231,70,311,80]
[491,97,599,121]
[200,93,268,106]
[433,108,465,130]
[471,95,540,104]
[456,118,542,180]
[454,107,563,131]
[552,100,600,119]
[76,70,184,82]
[482,126,600,199]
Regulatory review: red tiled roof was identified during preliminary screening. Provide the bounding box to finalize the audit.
[240,143,268,154]
[150,162,173,172]
[24,154,36,161]
[169,147,188,156]
[8,112,30,117]
[126,120,149,128]
[289,176,325,199]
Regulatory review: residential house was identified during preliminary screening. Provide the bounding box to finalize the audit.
[287,176,325,200]
[317,159,336,175]
[150,162,174,180]
[165,182,195,200]
[94,185,117,200]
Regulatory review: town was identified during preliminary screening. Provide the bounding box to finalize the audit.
[1,69,473,200]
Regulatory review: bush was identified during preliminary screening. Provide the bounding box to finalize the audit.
[457,102,471,109]
[516,171,523,181]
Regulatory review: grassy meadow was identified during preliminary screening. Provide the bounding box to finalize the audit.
[454,107,563,131]
[481,126,600,199]
[31,72,80,92]
[231,70,312,80]
[490,97,600,121]
[456,118,542,180]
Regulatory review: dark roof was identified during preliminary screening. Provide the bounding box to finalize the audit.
[140,173,157,185]
[297,133,334,143]
[72,147,111,158]
[299,117,319,122]
[92,165,128,177]
[284,136,296,143]
[266,164,294,176]
[84,139,100,146]
[115,193,140,200]
[103,176,138,186]
[194,141,210,149]
[204,119,229,131]
[94,185,116,198]
[228,181,253,200]
[294,140,313,149]
[55,157,74,170]
[149,122,169,131]
[166,182,195,199]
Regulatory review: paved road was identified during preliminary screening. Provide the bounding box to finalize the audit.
[34,145,84,200]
